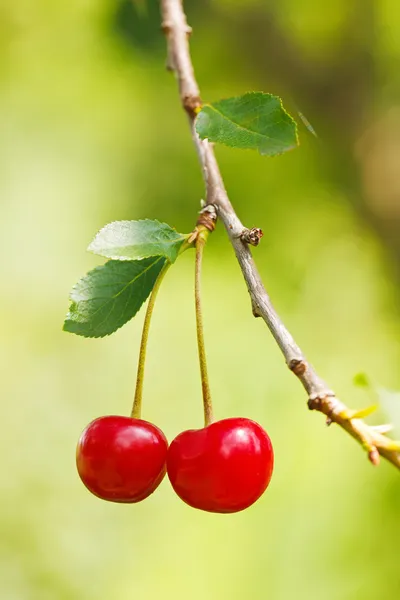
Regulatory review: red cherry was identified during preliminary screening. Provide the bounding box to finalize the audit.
[167,417,274,513]
[76,415,168,503]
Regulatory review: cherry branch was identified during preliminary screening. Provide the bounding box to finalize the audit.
[160,0,400,470]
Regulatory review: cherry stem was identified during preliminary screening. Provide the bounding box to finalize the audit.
[131,261,171,419]
[195,230,214,426]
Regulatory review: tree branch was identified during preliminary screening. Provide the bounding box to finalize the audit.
[160,0,400,470]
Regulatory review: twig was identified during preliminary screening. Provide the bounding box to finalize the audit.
[160,0,400,470]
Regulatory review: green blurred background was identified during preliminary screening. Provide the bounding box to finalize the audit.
[1,0,400,598]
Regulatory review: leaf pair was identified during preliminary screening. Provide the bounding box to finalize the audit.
[64,220,188,338]
[64,92,301,338]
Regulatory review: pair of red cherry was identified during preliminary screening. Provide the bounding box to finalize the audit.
[76,414,274,513]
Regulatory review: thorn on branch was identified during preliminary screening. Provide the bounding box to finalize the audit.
[240,227,264,246]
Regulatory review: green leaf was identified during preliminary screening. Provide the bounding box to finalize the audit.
[63,256,166,338]
[353,372,371,388]
[88,219,187,263]
[195,92,299,156]
[378,388,400,433]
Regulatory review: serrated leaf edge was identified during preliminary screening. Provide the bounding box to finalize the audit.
[197,91,299,156]
[87,219,188,262]
[63,256,165,338]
